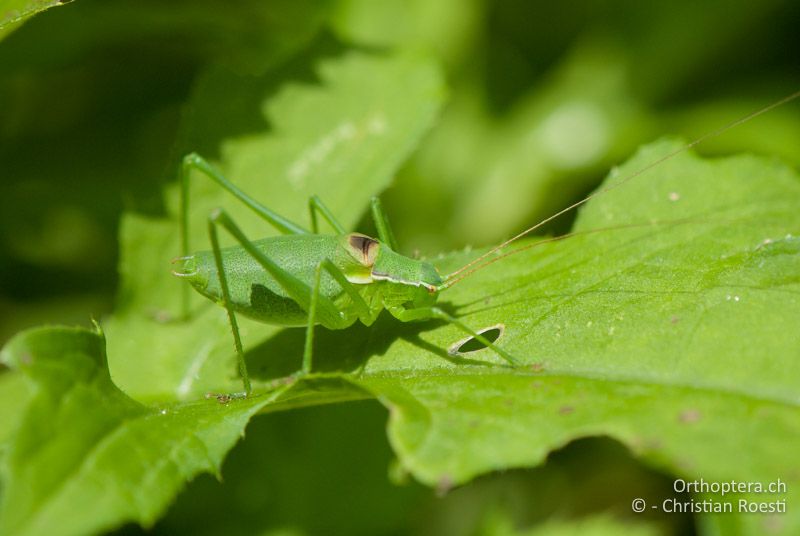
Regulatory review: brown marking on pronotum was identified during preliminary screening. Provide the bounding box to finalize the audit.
[559,405,574,415]
[347,233,379,266]
[529,362,544,373]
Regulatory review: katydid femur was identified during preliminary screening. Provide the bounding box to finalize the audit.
[172,153,518,397]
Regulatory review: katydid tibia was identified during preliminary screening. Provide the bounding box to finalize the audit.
[173,90,800,399]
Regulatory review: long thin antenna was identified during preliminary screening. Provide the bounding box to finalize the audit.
[443,217,735,288]
[444,89,800,284]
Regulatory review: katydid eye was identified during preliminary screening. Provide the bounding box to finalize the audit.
[347,233,379,266]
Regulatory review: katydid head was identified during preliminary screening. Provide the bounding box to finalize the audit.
[369,239,442,293]
[343,232,442,292]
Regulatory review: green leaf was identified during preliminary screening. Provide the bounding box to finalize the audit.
[0,1,331,70]
[331,0,481,68]
[104,49,444,402]
[0,0,66,41]
[0,325,276,536]
[154,401,423,536]
[0,372,31,453]
[345,141,799,534]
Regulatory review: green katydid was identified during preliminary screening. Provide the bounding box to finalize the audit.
[172,90,800,398]
[171,153,518,398]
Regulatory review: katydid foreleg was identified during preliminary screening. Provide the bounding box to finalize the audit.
[304,258,378,372]
[370,196,399,250]
[308,194,397,248]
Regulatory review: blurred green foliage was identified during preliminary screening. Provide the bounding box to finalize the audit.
[1,1,799,535]
[2,0,799,342]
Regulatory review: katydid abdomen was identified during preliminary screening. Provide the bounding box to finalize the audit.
[176,234,353,327]
[174,228,446,330]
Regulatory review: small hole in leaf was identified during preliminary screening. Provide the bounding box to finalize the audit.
[449,324,504,355]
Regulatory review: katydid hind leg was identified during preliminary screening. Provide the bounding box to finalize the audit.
[207,211,252,397]
[181,152,308,258]
[394,306,520,366]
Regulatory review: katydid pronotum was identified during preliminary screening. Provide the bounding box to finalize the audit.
[172,90,800,398]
